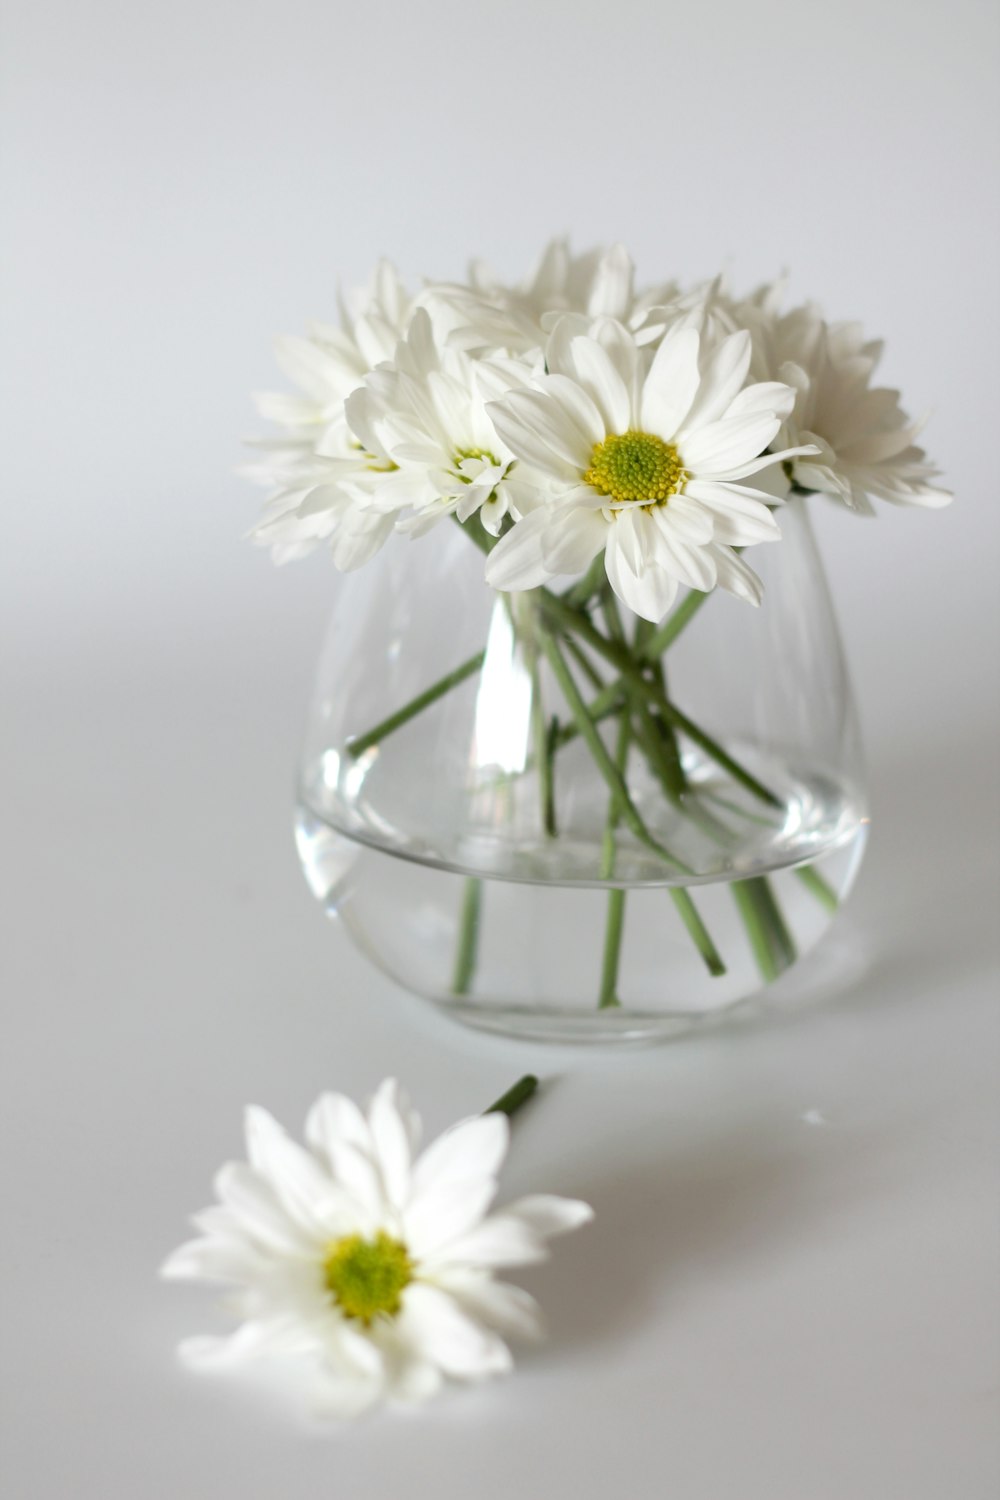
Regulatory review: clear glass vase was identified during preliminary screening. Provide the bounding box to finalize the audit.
[295,497,868,1041]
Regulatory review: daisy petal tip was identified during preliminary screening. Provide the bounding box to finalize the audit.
[159,1247,191,1280]
[563,1197,595,1229]
[505,1192,595,1239]
[243,1102,278,1140]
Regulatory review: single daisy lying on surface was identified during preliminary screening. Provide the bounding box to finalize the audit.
[162,1076,591,1418]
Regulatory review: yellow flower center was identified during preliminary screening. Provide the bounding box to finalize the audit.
[584,430,685,505]
[322,1231,412,1324]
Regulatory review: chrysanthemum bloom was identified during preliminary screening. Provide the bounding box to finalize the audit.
[437,237,678,356]
[246,261,419,567]
[739,299,952,514]
[343,309,539,538]
[162,1081,592,1417]
[484,318,815,621]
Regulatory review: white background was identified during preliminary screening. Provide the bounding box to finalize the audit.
[2,0,998,1495]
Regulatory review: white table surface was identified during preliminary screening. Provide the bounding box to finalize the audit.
[3,0,999,1491]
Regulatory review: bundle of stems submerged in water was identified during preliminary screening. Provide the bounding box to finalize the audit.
[346,514,837,1009]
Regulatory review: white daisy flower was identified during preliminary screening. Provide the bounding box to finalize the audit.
[436,237,678,357]
[162,1080,592,1418]
[344,309,543,538]
[484,318,815,621]
[246,261,422,567]
[740,299,952,514]
[251,259,412,464]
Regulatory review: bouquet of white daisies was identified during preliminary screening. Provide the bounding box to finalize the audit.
[246,241,951,994]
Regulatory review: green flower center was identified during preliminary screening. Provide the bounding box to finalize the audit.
[454,446,501,477]
[349,439,398,474]
[584,430,685,505]
[322,1232,412,1324]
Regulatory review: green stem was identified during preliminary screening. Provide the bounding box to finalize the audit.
[637,617,688,797]
[343,553,706,766]
[562,633,606,692]
[599,889,627,1008]
[640,589,709,660]
[795,864,839,914]
[347,651,484,759]
[541,593,781,809]
[484,1074,539,1118]
[658,701,783,810]
[451,877,483,995]
[597,714,631,1009]
[607,596,728,981]
[527,635,557,837]
[730,876,797,982]
[538,630,691,876]
[553,683,624,746]
[543,715,559,835]
[606,596,689,806]
[669,887,727,977]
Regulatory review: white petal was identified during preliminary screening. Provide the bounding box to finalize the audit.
[711,545,765,605]
[608,506,651,575]
[540,505,608,576]
[213,1163,315,1255]
[640,326,701,438]
[682,412,781,474]
[243,1106,345,1234]
[424,1213,548,1271]
[587,243,634,319]
[411,1113,509,1199]
[273,335,343,401]
[190,1205,242,1237]
[485,508,559,591]
[178,1317,301,1370]
[724,379,797,422]
[161,1236,267,1284]
[591,317,645,418]
[329,1317,386,1379]
[605,532,679,622]
[385,1356,444,1405]
[404,1177,498,1258]
[541,372,605,448]
[398,1284,512,1378]
[327,1139,386,1223]
[565,337,631,434]
[644,513,716,591]
[487,391,589,477]
[254,392,322,427]
[433,1271,545,1342]
[676,330,752,434]
[305,1092,371,1167]
[497,1194,594,1239]
[657,492,714,544]
[329,512,396,571]
[718,442,820,481]
[682,480,783,545]
[367,1080,418,1209]
[793,460,851,499]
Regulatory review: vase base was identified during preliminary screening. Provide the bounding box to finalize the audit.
[429,997,747,1045]
[414,925,871,1045]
